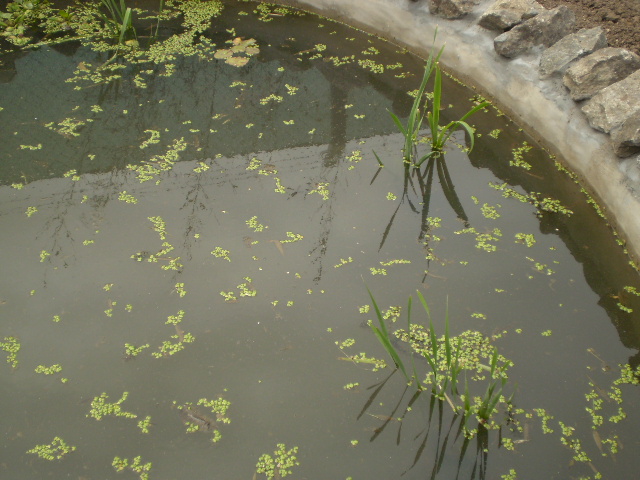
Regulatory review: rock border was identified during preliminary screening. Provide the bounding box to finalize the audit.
[274,0,640,262]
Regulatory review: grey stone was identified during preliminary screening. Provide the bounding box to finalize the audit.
[563,48,640,101]
[494,6,576,58]
[582,69,640,135]
[479,0,543,32]
[611,111,640,157]
[428,0,480,19]
[539,27,607,78]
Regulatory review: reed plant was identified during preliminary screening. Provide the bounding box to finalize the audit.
[419,65,489,166]
[99,0,136,46]
[387,31,442,167]
[475,349,513,423]
[414,291,463,408]
[388,32,489,167]
[366,284,410,382]
[366,287,463,403]
[365,286,514,430]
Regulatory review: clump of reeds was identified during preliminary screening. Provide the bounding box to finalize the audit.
[387,30,489,167]
[99,0,136,46]
[366,286,513,429]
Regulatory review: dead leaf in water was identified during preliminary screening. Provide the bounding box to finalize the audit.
[269,240,284,256]
[592,429,604,456]
[174,324,185,342]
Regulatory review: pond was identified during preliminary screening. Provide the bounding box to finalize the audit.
[1,1,640,479]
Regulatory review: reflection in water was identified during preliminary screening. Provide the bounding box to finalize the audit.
[357,372,492,480]
[377,156,470,254]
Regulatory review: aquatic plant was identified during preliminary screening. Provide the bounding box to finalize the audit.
[470,348,513,425]
[405,291,465,407]
[174,397,230,442]
[334,257,353,268]
[27,437,76,461]
[420,64,489,165]
[165,309,185,325]
[174,282,186,297]
[488,182,574,216]
[308,182,330,200]
[387,31,488,167]
[34,363,62,375]
[0,336,20,368]
[211,246,231,262]
[220,290,237,302]
[280,232,303,243]
[510,141,533,170]
[152,331,195,358]
[124,343,149,359]
[99,0,136,47]
[501,469,518,480]
[112,455,152,480]
[118,191,138,204]
[128,137,188,184]
[246,216,268,232]
[237,277,256,297]
[137,416,152,433]
[2,0,244,94]
[365,287,515,430]
[386,34,442,167]
[87,391,137,420]
[255,443,300,480]
[213,36,260,67]
[0,0,50,46]
[365,285,411,383]
[139,129,161,149]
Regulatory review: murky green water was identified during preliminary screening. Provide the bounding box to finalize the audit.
[1,1,640,479]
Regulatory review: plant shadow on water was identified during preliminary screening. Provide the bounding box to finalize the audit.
[376,155,469,258]
[358,378,492,480]
[2,1,640,479]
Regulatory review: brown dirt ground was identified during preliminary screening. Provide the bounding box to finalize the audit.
[536,0,640,56]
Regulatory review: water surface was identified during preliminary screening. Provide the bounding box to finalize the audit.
[1,2,640,479]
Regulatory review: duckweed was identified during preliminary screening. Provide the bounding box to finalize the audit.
[27,437,76,461]
[246,216,268,232]
[124,343,149,358]
[87,392,137,421]
[0,336,20,368]
[152,332,195,358]
[334,257,353,268]
[112,455,152,480]
[136,416,152,434]
[255,443,300,480]
[369,267,387,275]
[118,191,138,204]
[35,364,62,375]
[211,246,231,262]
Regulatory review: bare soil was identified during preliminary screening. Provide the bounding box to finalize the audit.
[536,0,640,56]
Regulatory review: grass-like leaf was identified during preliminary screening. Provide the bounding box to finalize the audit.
[363,286,514,433]
[372,150,385,167]
[366,285,409,382]
[387,29,489,167]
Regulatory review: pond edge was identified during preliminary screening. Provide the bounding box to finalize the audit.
[273,0,640,264]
